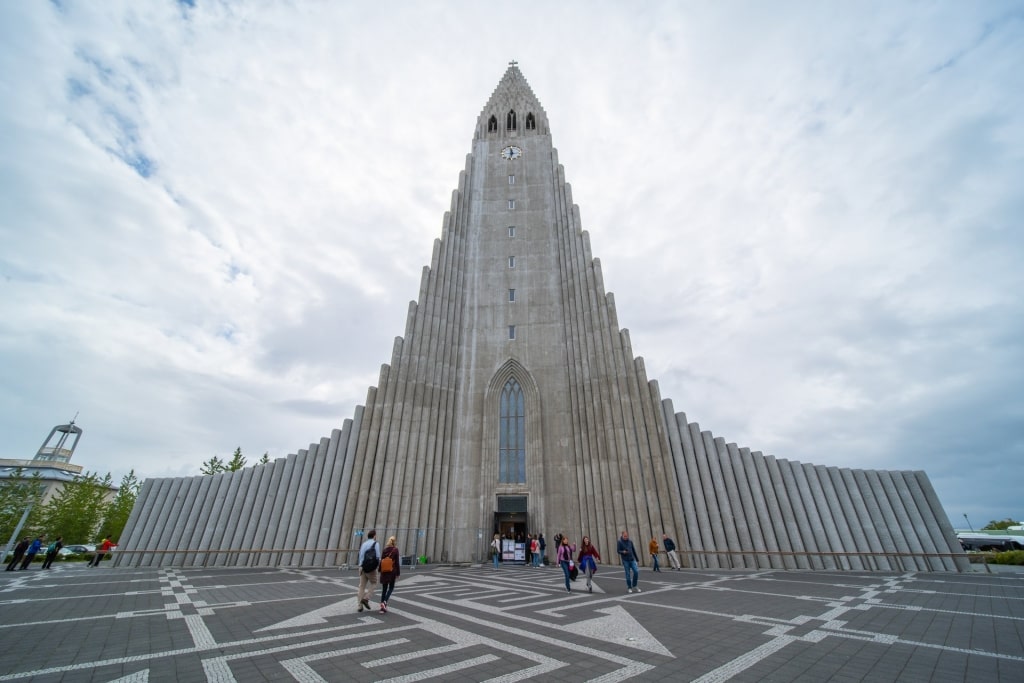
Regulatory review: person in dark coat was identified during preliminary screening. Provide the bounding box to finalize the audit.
[616,530,640,593]
[5,538,29,571]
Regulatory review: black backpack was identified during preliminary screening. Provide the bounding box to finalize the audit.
[361,542,379,573]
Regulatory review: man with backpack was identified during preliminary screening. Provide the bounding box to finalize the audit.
[356,530,381,613]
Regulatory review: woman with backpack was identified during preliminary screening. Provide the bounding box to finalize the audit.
[379,536,401,613]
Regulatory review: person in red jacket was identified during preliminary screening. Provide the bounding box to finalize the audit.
[89,537,116,567]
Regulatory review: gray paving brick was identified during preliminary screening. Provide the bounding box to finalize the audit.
[1,564,1022,681]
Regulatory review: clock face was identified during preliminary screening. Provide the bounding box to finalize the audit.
[501,146,522,160]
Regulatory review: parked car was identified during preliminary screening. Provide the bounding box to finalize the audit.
[59,544,96,557]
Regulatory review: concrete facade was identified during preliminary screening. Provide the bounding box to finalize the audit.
[116,66,968,571]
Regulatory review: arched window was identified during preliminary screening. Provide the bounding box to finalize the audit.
[488,115,498,132]
[525,113,536,130]
[499,378,526,483]
[506,110,517,131]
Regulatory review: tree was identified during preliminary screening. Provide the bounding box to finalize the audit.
[35,472,113,543]
[97,470,142,542]
[200,456,226,475]
[0,468,45,545]
[259,452,270,465]
[982,519,1022,531]
[226,447,246,472]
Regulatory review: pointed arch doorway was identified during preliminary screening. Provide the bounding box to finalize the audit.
[495,495,529,562]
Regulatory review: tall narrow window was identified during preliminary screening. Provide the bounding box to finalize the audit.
[488,115,498,132]
[509,288,516,302]
[508,174,515,185]
[508,199,515,210]
[506,110,517,131]
[508,225,516,238]
[508,325,516,340]
[508,256,515,268]
[499,378,526,483]
[525,113,536,130]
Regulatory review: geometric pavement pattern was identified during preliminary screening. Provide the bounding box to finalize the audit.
[1,563,1022,682]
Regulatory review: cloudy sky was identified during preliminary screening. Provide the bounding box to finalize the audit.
[2,1,1021,530]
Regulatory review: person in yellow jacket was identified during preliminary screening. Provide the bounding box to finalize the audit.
[648,537,662,572]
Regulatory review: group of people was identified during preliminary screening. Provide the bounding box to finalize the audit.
[544,530,684,594]
[4,535,116,571]
[5,536,64,570]
[352,528,683,613]
[490,532,548,568]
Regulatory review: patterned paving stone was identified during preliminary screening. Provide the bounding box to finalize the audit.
[1,564,1022,681]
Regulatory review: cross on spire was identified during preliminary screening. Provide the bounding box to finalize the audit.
[508,59,518,67]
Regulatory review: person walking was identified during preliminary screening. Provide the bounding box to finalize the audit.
[378,536,401,613]
[356,530,381,612]
[41,537,63,569]
[19,537,44,570]
[662,534,682,570]
[556,535,577,593]
[538,533,546,566]
[649,537,662,572]
[89,536,116,567]
[617,530,640,593]
[5,538,29,571]
[490,533,501,569]
[577,536,602,593]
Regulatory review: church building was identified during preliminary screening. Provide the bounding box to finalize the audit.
[116,65,967,572]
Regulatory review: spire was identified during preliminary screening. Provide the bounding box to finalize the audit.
[475,63,548,140]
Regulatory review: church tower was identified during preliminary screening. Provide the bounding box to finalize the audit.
[117,65,967,572]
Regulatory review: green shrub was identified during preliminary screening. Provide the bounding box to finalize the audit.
[989,550,1024,565]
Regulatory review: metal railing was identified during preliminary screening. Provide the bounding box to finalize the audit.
[681,548,972,572]
[103,546,992,573]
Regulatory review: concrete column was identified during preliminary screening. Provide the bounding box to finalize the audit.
[728,443,768,568]
[663,405,701,568]
[194,472,232,566]
[876,470,928,570]
[281,443,320,565]
[796,462,840,569]
[173,475,214,567]
[238,459,275,566]
[263,452,302,566]
[250,458,287,567]
[910,471,969,572]
[740,448,785,569]
[210,465,250,566]
[146,477,187,567]
[224,465,259,566]
[114,476,157,567]
[688,424,723,568]
[702,431,740,567]
[750,452,794,568]
[713,438,752,567]
[132,477,176,567]
[824,466,869,570]
[764,456,811,569]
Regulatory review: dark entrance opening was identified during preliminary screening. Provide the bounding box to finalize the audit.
[494,495,529,563]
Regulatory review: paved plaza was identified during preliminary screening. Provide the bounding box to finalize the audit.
[1,562,1022,682]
